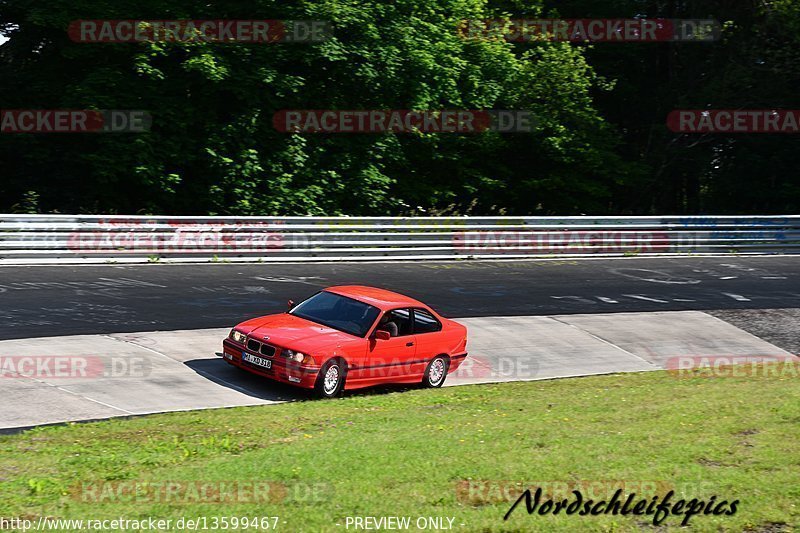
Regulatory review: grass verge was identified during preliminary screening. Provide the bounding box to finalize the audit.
[1,368,798,532]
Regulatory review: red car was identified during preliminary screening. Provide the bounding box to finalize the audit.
[221,286,468,398]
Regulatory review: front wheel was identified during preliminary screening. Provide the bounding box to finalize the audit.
[422,356,449,388]
[314,360,345,399]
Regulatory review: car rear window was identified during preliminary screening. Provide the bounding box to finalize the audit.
[414,308,442,334]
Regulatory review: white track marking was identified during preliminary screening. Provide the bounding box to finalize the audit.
[550,296,596,304]
[722,292,751,302]
[15,373,134,415]
[254,276,323,284]
[610,268,701,285]
[623,294,669,303]
[597,297,619,304]
[549,317,659,370]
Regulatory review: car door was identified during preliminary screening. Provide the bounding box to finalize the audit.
[411,307,444,374]
[363,308,417,385]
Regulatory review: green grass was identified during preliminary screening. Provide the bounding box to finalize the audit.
[1,369,798,532]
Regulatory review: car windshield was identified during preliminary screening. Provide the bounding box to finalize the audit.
[290,291,381,337]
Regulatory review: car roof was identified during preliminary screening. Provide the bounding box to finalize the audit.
[324,285,426,311]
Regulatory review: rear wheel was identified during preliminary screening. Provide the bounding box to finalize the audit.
[314,360,345,398]
[422,356,449,388]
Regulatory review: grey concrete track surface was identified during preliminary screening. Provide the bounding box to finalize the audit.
[0,310,794,430]
[0,256,798,340]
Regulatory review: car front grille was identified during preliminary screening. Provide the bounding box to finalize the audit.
[245,337,277,357]
[260,344,277,357]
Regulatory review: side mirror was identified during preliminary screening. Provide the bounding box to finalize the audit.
[287,300,295,311]
[374,330,391,341]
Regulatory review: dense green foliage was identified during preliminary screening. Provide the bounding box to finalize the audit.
[1,0,798,215]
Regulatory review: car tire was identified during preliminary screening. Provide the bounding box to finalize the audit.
[422,356,449,388]
[314,360,346,399]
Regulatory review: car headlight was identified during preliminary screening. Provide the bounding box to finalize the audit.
[230,330,247,344]
[285,349,305,362]
[285,350,315,365]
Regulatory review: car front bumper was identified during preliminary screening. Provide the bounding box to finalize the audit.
[221,339,320,389]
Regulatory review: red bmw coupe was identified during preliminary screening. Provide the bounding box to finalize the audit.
[221,286,468,398]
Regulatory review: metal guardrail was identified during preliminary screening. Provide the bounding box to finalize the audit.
[0,215,798,264]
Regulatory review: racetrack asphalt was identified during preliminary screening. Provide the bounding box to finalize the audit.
[1,310,794,430]
[2,256,799,430]
[0,256,798,341]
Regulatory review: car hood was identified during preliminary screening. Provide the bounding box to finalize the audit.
[237,313,361,352]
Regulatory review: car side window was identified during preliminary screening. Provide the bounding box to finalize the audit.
[378,309,413,337]
[413,308,442,334]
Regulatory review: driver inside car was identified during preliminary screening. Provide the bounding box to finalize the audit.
[377,314,399,337]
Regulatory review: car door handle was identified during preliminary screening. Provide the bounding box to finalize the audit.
[406,342,415,347]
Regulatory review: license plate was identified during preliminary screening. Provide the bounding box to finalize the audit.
[243,352,272,369]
